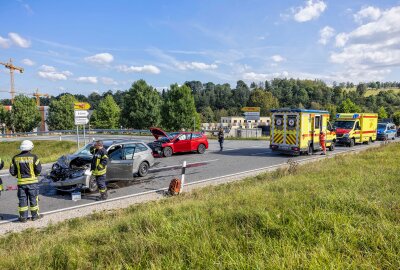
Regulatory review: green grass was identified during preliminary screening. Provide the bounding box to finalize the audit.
[0,144,399,269]
[0,140,77,168]
[345,87,400,97]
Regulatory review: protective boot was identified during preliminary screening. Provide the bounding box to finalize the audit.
[18,216,28,223]
[97,191,108,201]
[31,211,42,221]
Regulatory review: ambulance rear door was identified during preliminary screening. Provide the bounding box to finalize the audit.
[284,113,299,147]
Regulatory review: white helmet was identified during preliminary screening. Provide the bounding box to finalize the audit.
[20,140,34,151]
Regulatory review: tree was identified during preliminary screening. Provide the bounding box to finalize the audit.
[0,105,12,131]
[356,83,367,96]
[378,106,388,119]
[91,95,121,129]
[47,94,76,130]
[10,95,41,132]
[392,111,400,126]
[337,98,361,113]
[121,80,162,129]
[232,80,250,108]
[200,106,215,123]
[162,84,200,130]
[247,88,279,116]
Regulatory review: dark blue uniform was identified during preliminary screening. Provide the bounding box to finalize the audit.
[9,151,42,220]
[91,148,108,199]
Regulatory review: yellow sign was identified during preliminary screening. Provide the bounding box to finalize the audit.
[74,102,91,110]
[241,107,260,112]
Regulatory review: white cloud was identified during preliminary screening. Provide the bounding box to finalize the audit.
[75,76,98,84]
[37,65,72,81]
[330,6,400,81]
[354,6,381,24]
[8,32,31,48]
[293,0,327,22]
[84,53,114,64]
[176,62,218,70]
[116,64,161,74]
[242,71,289,81]
[0,35,11,48]
[271,55,286,63]
[319,26,335,45]
[101,77,118,85]
[22,58,35,66]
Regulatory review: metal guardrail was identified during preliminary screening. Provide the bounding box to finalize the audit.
[0,129,152,138]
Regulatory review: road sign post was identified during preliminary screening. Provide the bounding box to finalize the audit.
[74,102,91,148]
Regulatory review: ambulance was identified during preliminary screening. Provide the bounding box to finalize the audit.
[270,109,336,155]
[334,113,378,147]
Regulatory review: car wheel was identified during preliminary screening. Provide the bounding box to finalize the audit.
[163,147,173,157]
[307,145,313,155]
[329,142,335,151]
[197,144,206,154]
[87,176,98,192]
[349,139,355,147]
[138,162,149,177]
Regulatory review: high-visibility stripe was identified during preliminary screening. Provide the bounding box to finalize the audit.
[30,205,39,211]
[18,206,28,212]
[16,161,21,179]
[99,188,107,193]
[35,159,40,165]
[17,177,38,185]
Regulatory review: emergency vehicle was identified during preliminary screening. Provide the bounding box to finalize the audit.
[334,113,378,147]
[270,109,336,155]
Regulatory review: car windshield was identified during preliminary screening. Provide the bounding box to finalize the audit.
[334,121,355,129]
[73,142,112,156]
[378,123,387,129]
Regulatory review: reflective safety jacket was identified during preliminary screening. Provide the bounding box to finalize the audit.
[91,148,108,176]
[319,132,326,142]
[9,152,42,185]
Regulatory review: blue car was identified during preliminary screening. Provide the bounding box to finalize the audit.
[377,122,397,140]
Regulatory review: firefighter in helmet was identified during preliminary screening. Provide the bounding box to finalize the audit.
[9,140,42,222]
[91,140,109,200]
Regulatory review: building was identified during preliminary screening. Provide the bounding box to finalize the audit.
[220,116,270,128]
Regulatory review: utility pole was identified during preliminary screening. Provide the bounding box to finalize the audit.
[0,58,24,104]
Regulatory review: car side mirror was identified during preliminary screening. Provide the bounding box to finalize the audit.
[175,138,180,142]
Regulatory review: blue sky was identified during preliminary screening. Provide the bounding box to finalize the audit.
[1,0,400,98]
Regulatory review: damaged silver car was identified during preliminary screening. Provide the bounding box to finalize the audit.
[44,140,155,192]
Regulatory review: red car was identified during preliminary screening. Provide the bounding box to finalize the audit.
[148,128,209,157]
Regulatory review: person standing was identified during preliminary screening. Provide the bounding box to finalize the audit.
[91,140,109,201]
[9,140,42,222]
[319,131,326,155]
[218,128,224,151]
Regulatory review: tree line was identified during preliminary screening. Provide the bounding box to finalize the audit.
[1,78,400,132]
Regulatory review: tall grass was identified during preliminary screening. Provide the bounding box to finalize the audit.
[0,140,77,168]
[0,144,399,269]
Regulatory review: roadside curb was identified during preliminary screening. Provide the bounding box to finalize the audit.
[0,140,396,235]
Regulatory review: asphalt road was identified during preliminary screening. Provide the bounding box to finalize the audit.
[0,138,396,221]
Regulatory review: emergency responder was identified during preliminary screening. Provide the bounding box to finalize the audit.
[218,128,224,151]
[319,131,326,155]
[9,140,42,222]
[91,140,108,200]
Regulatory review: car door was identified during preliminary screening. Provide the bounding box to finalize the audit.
[173,133,191,153]
[106,144,135,181]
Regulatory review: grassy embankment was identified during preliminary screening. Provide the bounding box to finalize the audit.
[0,140,77,168]
[345,87,400,97]
[0,143,399,269]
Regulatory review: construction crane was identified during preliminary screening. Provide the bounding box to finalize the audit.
[0,88,50,106]
[0,58,24,104]
[32,88,49,106]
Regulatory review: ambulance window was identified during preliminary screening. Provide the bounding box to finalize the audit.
[274,115,283,129]
[287,116,296,130]
[315,116,321,129]
[355,122,361,130]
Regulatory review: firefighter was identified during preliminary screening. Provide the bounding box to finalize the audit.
[91,140,108,200]
[9,140,42,222]
[218,128,224,151]
[319,131,327,155]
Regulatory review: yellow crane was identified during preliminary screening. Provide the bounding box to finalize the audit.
[0,58,24,104]
[0,88,50,106]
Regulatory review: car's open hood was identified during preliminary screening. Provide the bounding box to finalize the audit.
[150,127,169,140]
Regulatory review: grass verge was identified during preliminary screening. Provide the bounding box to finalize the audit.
[0,140,77,168]
[0,143,399,269]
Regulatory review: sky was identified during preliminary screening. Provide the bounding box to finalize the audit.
[0,0,400,98]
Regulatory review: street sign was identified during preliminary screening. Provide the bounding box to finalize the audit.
[245,115,260,121]
[74,118,89,125]
[74,110,89,117]
[74,102,91,110]
[241,107,260,112]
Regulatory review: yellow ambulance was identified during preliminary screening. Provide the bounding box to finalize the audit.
[270,109,336,155]
[334,113,378,147]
